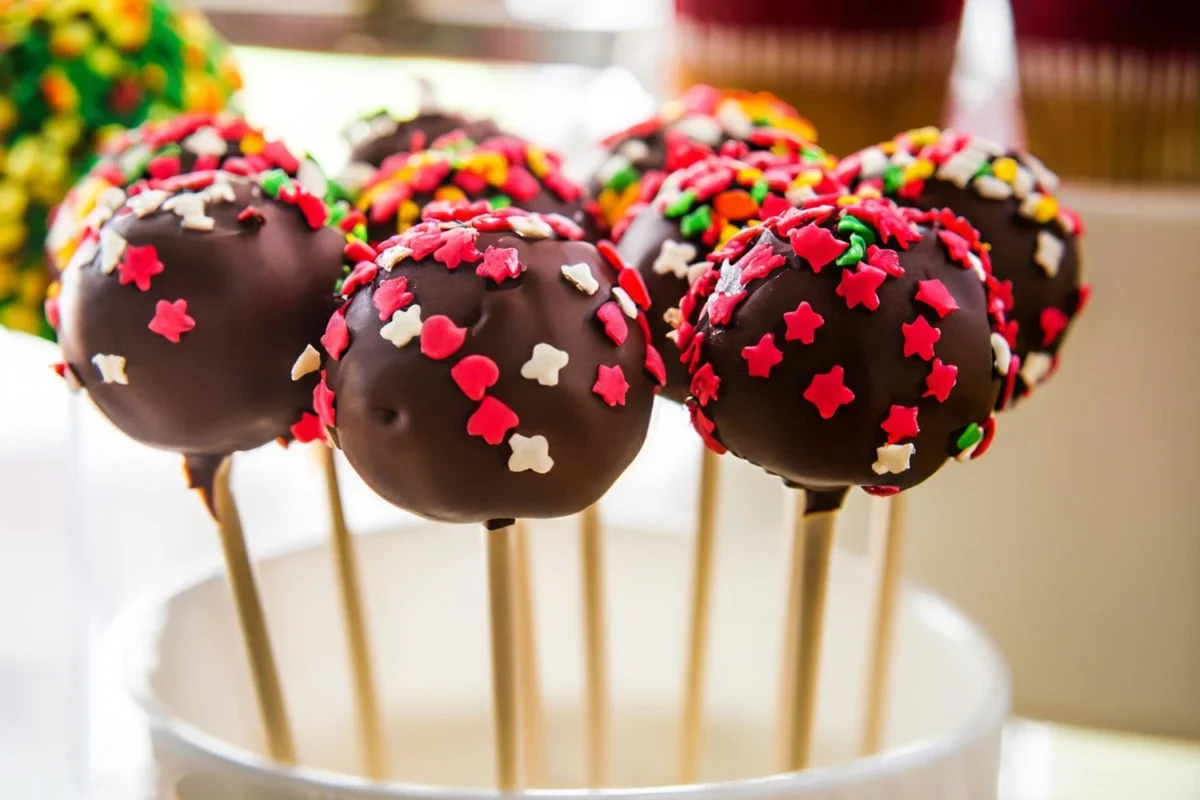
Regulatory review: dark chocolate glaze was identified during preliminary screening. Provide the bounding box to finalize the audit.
[349,110,504,168]
[682,207,1003,495]
[325,219,657,524]
[56,175,345,480]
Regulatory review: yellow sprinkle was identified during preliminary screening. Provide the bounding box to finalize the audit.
[775,117,817,143]
[794,168,823,188]
[434,186,466,203]
[837,195,858,206]
[597,187,619,217]
[356,183,382,212]
[857,185,883,199]
[398,200,420,229]
[908,127,941,147]
[991,157,1018,183]
[239,131,266,156]
[717,223,740,248]
[905,159,935,181]
[1034,195,1059,224]
[736,168,763,184]
[880,141,897,156]
[526,147,550,179]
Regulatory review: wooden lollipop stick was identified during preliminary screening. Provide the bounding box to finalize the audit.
[779,490,842,772]
[212,457,296,763]
[486,521,521,791]
[579,503,610,786]
[861,492,908,756]
[678,446,721,783]
[320,446,386,779]
[513,520,545,787]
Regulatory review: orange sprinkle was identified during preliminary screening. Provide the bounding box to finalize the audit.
[714,189,758,221]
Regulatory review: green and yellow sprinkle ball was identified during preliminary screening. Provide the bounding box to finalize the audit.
[0,0,241,337]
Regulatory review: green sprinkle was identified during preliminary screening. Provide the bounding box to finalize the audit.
[835,233,866,267]
[750,180,769,204]
[751,115,772,126]
[680,205,713,238]
[259,169,289,197]
[489,193,512,209]
[607,165,639,193]
[883,164,905,195]
[351,222,367,241]
[956,423,983,453]
[837,216,876,246]
[802,146,824,162]
[972,161,992,181]
[328,204,348,227]
[664,189,697,219]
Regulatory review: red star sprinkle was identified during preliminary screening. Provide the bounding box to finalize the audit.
[596,302,628,346]
[118,244,164,291]
[788,224,848,273]
[314,370,336,427]
[593,364,630,406]
[741,332,783,378]
[988,276,1014,312]
[783,301,824,344]
[344,240,377,264]
[690,362,721,405]
[466,396,519,445]
[923,358,958,402]
[403,225,443,260]
[321,308,349,360]
[759,193,791,220]
[476,246,522,283]
[290,412,325,444]
[737,243,787,284]
[434,227,483,269]
[836,263,888,311]
[706,291,746,326]
[1040,307,1069,346]
[937,229,972,266]
[451,354,500,401]
[881,405,920,443]
[148,299,195,343]
[296,192,328,229]
[915,279,960,318]
[803,365,855,419]
[147,154,181,180]
[645,344,666,386]
[340,261,378,297]
[688,402,727,454]
[865,245,904,277]
[901,316,941,360]
[618,267,652,311]
[420,315,467,360]
[1076,284,1092,315]
[680,329,705,370]
[373,276,413,320]
[997,318,1019,350]
[263,140,300,173]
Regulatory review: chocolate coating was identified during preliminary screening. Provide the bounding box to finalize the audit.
[837,129,1087,405]
[347,109,503,168]
[56,173,345,465]
[679,198,1008,495]
[324,211,661,524]
[617,153,845,402]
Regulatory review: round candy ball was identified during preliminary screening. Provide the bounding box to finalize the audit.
[0,0,241,337]
[678,196,1013,496]
[616,151,844,402]
[55,171,348,481]
[836,128,1088,405]
[321,207,665,524]
[590,84,819,232]
[355,138,594,244]
[345,107,503,171]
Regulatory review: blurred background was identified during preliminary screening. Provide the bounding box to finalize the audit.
[1,0,1198,797]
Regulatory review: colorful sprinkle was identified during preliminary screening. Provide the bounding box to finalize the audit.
[741,333,783,378]
[419,315,467,360]
[91,353,128,385]
[923,359,958,403]
[520,343,570,386]
[147,299,195,343]
[914,279,959,318]
[380,304,424,348]
[783,301,824,344]
[596,302,628,346]
[803,365,855,419]
[508,432,553,474]
[593,364,630,407]
[451,354,501,401]
[291,344,321,381]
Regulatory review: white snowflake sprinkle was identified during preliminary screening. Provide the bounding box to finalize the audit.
[872,443,915,475]
[937,145,991,188]
[163,193,214,230]
[1018,192,1044,220]
[1011,166,1035,199]
[714,259,742,295]
[291,344,321,381]
[97,186,128,212]
[82,204,114,231]
[1034,231,1064,278]
[182,126,229,157]
[973,175,1013,200]
[117,144,151,178]
[508,433,554,474]
[1021,351,1054,387]
[66,238,98,273]
[715,98,753,139]
[520,343,570,386]
[612,287,637,318]
[786,184,816,206]
[966,251,987,282]
[377,245,412,272]
[856,147,890,179]
[297,159,328,198]
[673,114,723,146]
[991,332,1012,376]
[1018,152,1059,192]
[380,305,423,348]
[561,262,599,295]
[92,354,128,385]
[202,176,236,204]
[652,239,697,280]
[595,154,631,186]
[509,215,553,239]
[98,228,127,275]
[618,138,649,162]
[128,190,170,218]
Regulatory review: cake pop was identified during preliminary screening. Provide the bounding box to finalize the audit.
[678,194,1012,496]
[46,112,334,278]
[836,128,1088,405]
[355,139,595,244]
[321,206,664,524]
[0,0,241,337]
[346,108,503,172]
[54,170,355,494]
[616,151,844,401]
[590,84,820,232]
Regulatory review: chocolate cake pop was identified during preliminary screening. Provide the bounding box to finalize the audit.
[321,206,665,524]
[356,139,595,244]
[345,108,503,172]
[46,112,334,278]
[836,128,1088,405]
[616,151,845,401]
[590,84,820,232]
[54,170,357,494]
[677,196,1013,496]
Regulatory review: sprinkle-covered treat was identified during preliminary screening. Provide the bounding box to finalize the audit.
[0,0,241,338]
[677,196,1013,497]
[322,206,664,524]
[46,112,333,277]
[355,138,595,244]
[616,151,845,401]
[345,107,503,173]
[590,84,820,232]
[54,171,355,497]
[837,128,1087,404]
